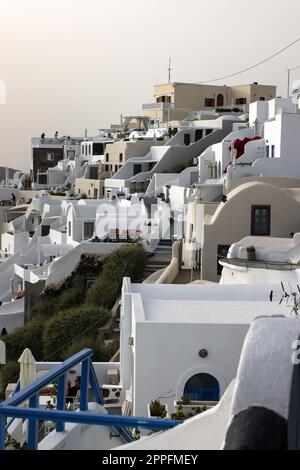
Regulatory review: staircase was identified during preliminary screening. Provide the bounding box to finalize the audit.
[144,239,173,277]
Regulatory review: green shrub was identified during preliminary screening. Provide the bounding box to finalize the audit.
[31,256,104,319]
[4,317,45,362]
[0,361,19,398]
[61,336,119,362]
[86,245,147,308]
[43,305,111,361]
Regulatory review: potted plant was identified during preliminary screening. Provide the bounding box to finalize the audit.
[246,245,256,261]
[147,400,169,419]
[173,396,217,420]
[171,405,187,421]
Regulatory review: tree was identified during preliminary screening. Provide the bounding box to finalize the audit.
[0,361,19,399]
[61,336,119,362]
[43,305,111,361]
[86,245,147,308]
[4,317,45,361]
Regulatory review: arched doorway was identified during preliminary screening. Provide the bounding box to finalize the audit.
[183,373,220,401]
[216,94,224,107]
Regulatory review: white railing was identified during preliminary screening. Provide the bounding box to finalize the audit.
[142,103,174,110]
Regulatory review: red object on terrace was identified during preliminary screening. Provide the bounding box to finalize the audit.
[232,136,262,159]
[223,136,263,174]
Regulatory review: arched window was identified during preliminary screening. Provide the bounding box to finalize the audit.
[183,373,220,401]
[217,94,224,107]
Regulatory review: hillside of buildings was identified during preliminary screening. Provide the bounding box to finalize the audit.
[0,245,147,399]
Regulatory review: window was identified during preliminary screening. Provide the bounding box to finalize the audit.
[105,165,110,172]
[115,165,118,173]
[184,374,220,401]
[156,95,171,103]
[266,145,270,158]
[236,97,247,105]
[259,96,266,101]
[149,162,156,171]
[68,221,71,237]
[38,174,47,184]
[271,145,275,158]
[217,245,230,276]
[78,188,81,193]
[205,98,215,107]
[105,153,109,163]
[216,94,224,106]
[90,167,98,179]
[84,222,94,240]
[88,189,90,196]
[184,133,191,146]
[205,129,213,136]
[93,143,104,155]
[41,225,50,237]
[133,164,142,176]
[47,153,54,161]
[195,129,203,142]
[119,153,123,163]
[251,206,271,236]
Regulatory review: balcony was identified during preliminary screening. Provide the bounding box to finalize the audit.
[220,257,299,271]
[142,102,174,110]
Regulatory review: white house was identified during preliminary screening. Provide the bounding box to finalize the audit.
[66,199,100,244]
[119,278,287,417]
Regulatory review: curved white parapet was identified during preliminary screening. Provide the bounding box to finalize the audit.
[228,233,300,263]
[228,317,300,423]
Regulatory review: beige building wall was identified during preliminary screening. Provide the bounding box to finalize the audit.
[230,84,276,106]
[74,178,105,199]
[201,182,300,282]
[142,82,277,121]
[104,140,159,174]
[174,84,231,110]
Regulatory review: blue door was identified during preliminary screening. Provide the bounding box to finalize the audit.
[184,373,220,401]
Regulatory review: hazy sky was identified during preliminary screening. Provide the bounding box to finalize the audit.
[0,0,300,171]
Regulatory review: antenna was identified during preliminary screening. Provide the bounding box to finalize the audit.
[276,282,300,316]
[168,58,172,84]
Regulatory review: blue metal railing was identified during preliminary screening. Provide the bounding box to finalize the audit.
[0,349,181,450]
[5,379,20,432]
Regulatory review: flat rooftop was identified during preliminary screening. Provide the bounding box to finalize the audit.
[127,281,287,325]
[141,299,286,324]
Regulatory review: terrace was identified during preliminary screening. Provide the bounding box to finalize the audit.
[0,349,181,450]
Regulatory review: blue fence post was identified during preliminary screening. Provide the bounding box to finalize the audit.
[0,413,5,450]
[80,358,90,411]
[28,394,38,450]
[56,373,66,432]
[89,362,104,406]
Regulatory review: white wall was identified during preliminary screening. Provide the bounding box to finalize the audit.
[38,406,124,450]
[1,232,30,255]
[132,320,248,417]
[249,101,269,127]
